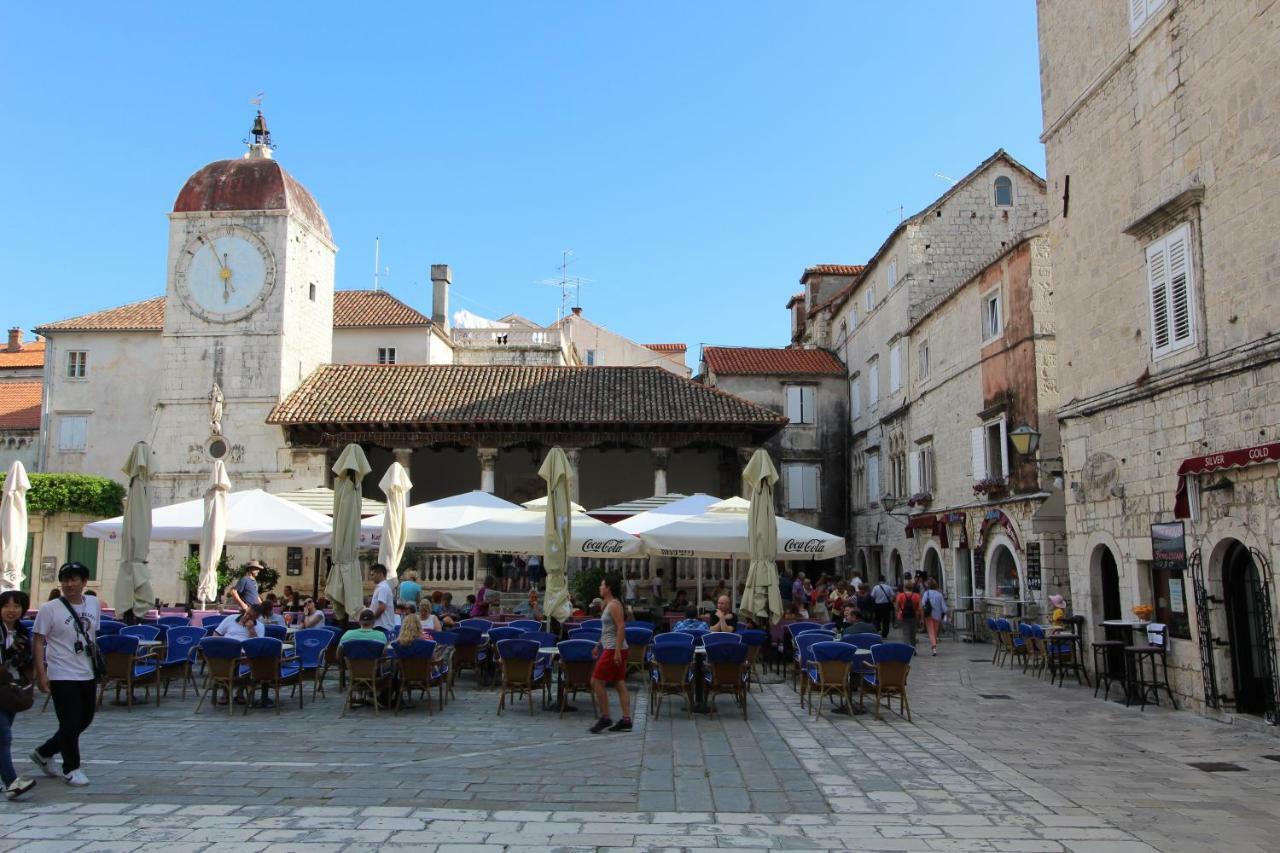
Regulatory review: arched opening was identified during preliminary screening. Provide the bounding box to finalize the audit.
[922,548,943,591]
[1097,547,1122,621]
[989,544,1021,601]
[1221,540,1272,716]
[994,176,1013,206]
[889,550,904,584]
[854,548,868,581]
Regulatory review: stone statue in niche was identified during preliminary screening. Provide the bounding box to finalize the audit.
[209,383,224,436]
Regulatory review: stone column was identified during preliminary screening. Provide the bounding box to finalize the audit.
[565,448,582,504]
[392,448,413,468]
[651,447,670,497]
[477,447,499,493]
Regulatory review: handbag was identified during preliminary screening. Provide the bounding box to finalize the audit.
[60,597,107,681]
[0,677,33,713]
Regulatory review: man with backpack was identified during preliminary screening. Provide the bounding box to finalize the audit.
[896,582,922,648]
[870,576,896,638]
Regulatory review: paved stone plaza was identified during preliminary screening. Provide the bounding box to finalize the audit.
[5,643,1280,852]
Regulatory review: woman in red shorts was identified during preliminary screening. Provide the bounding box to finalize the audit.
[589,574,632,733]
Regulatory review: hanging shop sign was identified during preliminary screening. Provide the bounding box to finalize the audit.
[1175,441,1280,519]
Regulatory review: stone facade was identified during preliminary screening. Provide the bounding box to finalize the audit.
[1038,0,1280,721]
[559,309,690,376]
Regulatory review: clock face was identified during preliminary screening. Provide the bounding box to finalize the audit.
[174,226,276,322]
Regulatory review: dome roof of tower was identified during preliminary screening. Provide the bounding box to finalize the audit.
[172,156,331,241]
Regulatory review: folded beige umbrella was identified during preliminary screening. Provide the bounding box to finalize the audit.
[197,461,231,607]
[115,442,155,620]
[377,461,412,584]
[328,443,371,621]
[0,461,30,593]
[539,447,574,626]
[739,448,784,626]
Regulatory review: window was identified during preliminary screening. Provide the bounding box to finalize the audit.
[851,452,865,509]
[785,385,816,425]
[866,454,880,505]
[585,349,597,366]
[1130,0,1168,33]
[971,417,1009,482]
[850,305,858,328]
[850,378,861,420]
[917,340,930,380]
[889,447,907,499]
[377,347,397,364]
[994,176,1013,207]
[838,320,847,346]
[889,343,902,393]
[58,415,87,452]
[887,259,897,289]
[1147,222,1196,359]
[867,357,879,409]
[784,463,819,510]
[911,442,936,495]
[66,351,87,379]
[865,287,875,312]
[981,288,1003,342]
[65,532,99,581]
[308,283,317,301]
[1149,560,1191,639]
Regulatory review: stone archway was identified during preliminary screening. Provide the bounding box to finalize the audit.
[889,549,904,584]
[921,544,944,592]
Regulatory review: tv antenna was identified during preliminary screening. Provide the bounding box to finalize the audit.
[534,249,594,321]
[934,172,958,185]
[886,204,904,223]
[372,237,390,291]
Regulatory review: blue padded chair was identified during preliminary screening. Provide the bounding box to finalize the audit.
[654,632,696,646]
[242,637,302,714]
[121,624,161,642]
[293,628,333,700]
[522,631,558,649]
[580,618,603,631]
[624,626,654,677]
[703,642,749,719]
[158,615,190,630]
[996,618,1026,670]
[860,642,916,721]
[432,629,459,701]
[821,622,837,631]
[339,639,389,716]
[806,641,858,718]
[626,620,654,631]
[202,614,228,629]
[459,617,493,633]
[97,620,125,637]
[987,617,1006,666]
[649,642,695,720]
[19,619,34,632]
[450,627,487,684]
[318,625,344,690]
[195,637,245,715]
[96,634,158,710]
[264,623,288,642]
[568,627,601,643]
[487,626,525,645]
[793,632,830,696]
[738,629,768,692]
[785,621,822,640]
[675,625,709,640]
[701,632,743,648]
[842,631,882,650]
[158,625,205,701]
[389,639,441,714]
[555,639,599,717]
[508,619,541,632]
[495,638,546,715]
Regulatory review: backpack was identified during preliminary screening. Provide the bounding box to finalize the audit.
[923,593,934,618]
[901,595,916,620]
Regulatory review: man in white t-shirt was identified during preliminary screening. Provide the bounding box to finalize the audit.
[214,606,266,642]
[369,564,396,633]
[31,562,101,788]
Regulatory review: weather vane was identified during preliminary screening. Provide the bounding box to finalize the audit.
[243,92,275,150]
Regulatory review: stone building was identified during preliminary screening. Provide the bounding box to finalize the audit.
[1038,0,1280,722]
[558,308,690,376]
[828,150,1048,588]
[0,328,44,470]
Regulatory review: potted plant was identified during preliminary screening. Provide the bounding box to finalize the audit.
[906,492,933,508]
[972,477,1007,497]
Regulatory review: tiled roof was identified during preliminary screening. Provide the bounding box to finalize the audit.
[333,291,430,327]
[36,297,166,333]
[268,365,787,428]
[644,343,687,353]
[0,382,41,430]
[702,347,845,377]
[802,264,865,280]
[0,340,45,369]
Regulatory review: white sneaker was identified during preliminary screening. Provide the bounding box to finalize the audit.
[4,777,36,800]
[63,769,89,787]
[30,749,58,778]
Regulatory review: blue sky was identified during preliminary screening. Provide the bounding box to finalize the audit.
[0,3,1045,366]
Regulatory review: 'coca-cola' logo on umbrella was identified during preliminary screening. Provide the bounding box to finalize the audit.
[782,538,827,555]
[581,538,626,554]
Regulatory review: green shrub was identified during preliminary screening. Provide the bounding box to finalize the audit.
[0,472,125,517]
[569,564,607,607]
[180,553,232,602]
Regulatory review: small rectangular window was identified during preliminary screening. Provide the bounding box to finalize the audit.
[308,283,317,302]
[784,463,819,510]
[850,378,861,420]
[377,347,397,365]
[889,343,902,393]
[865,287,875,312]
[866,454,880,505]
[919,443,936,494]
[585,349,599,366]
[785,384,816,425]
[1147,222,1196,359]
[867,357,879,409]
[887,259,897,289]
[850,305,858,328]
[58,415,87,452]
[981,289,1003,342]
[918,340,930,380]
[66,351,87,379]
[1130,0,1167,34]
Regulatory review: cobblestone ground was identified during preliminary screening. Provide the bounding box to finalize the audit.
[5,641,1280,851]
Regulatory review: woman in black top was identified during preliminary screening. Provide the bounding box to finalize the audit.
[0,589,36,799]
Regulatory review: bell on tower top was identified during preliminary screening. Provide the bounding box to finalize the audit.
[244,108,275,160]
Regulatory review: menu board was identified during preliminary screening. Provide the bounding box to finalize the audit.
[1150,521,1191,638]
[1026,542,1042,591]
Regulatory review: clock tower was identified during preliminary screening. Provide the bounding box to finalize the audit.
[154,113,336,495]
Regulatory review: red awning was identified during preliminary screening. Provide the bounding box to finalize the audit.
[1174,442,1280,518]
[906,513,936,532]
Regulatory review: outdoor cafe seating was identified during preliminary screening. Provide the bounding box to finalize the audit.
[97,635,160,710]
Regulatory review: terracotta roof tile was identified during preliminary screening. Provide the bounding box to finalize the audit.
[268,365,786,428]
[0,340,45,369]
[36,297,166,333]
[644,343,687,353]
[333,291,430,327]
[702,347,845,377]
[0,382,41,430]
[801,264,865,280]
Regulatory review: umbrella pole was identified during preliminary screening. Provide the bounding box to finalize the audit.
[731,558,737,610]
[697,558,703,606]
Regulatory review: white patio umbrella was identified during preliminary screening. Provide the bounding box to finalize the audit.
[197,461,230,607]
[437,508,642,558]
[115,442,155,620]
[328,444,371,622]
[613,493,722,535]
[0,461,31,593]
[539,447,574,626]
[739,448,785,626]
[359,490,519,548]
[83,487,334,546]
[376,461,412,583]
[637,497,845,561]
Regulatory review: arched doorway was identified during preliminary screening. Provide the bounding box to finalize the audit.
[989,544,1020,600]
[854,549,868,581]
[1098,547,1122,622]
[1222,540,1273,716]
[922,548,943,591]
[889,550,904,584]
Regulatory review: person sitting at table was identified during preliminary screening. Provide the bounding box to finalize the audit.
[708,595,737,633]
[1048,594,1068,626]
[396,613,424,646]
[214,605,265,641]
[673,606,708,633]
[280,586,303,613]
[260,599,286,628]
[786,599,809,621]
[515,588,543,620]
[339,610,388,646]
[842,605,879,637]
[417,603,443,633]
[439,592,462,622]
[670,589,689,611]
[299,598,325,629]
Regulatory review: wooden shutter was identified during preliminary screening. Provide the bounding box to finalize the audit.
[1167,225,1193,346]
[786,386,802,422]
[785,465,801,509]
[802,386,816,424]
[1147,238,1171,352]
[867,456,880,503]
[802,466,819,509]
[908,451,921,495]
[889,345,901,391]
[868,360,878,403]
[998,418,1009,477]
[971,427,988,482]
[850,379,860,419]
[1130,0,1147,31]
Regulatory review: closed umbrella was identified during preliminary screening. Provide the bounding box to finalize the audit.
[0,461,30,592]
[539,447,574,627]
[377,461,412,583]
[197,461,231,608]
[328,443,370,622]
[115,442,155,620]
[738,449,784,626]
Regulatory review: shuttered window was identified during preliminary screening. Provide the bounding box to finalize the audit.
[908,451,921,496]
[887,260,897,289]
[867,454,880,505]
[867,357,879,409]
[1147,223,1196,359]
[784,463,819,510]
[970,427,988,482]
[889,343,902,392]
[1130,0,1167,34]
[850,378,861,420]
[58,415,88,452]
[66,532,99,580]
[785,385,816,425]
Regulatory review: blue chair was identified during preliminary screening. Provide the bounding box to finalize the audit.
[522,631,558,649]
[738,629,768,691]
[624,627,654,677]
[996,618,1026,670]
[158,615,190,630]
[195,637,245,715]
[649,642,695,719]
[318,625,344,690]
[264,623,289,642]
[293,628,333,700]
[97,620,125,637]
[96,634,158,710]
[120,624,161,642]
[806,642,858,718]
[340,639,390,716]
[19,619,34,632]
[675,625,709,640]
[701,632,743,648]
[568,627,601,643]
[785,621,822,640]
[580,618,603,631]
[157,625,205,701]
[495,638,546,715]
[842,631,882,649]
[389,639,441,714]
[432,629,459,701]
[555,639,599,718]
[460,618,493,633]
[242,637,303,714]
[488,626,525,645]
[654,632,696,647]
[703,642,749,719]
[793,632,830,696]
[508,619,541,632]
[860,642,916,721]
[450,627,488,683]
[626,620,654,631]
[202,614,227,629]
[376,627,395,642]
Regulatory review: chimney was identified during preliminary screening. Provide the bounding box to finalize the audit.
[571,306,582,316]
[6,328,21,352]
[430,264,451,332]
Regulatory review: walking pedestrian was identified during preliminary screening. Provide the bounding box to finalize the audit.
[896,582,922,649]
[228,561,264,611]
[0,590,37,799]
[871,576,896,638]
[31,562,101,787]
[922,578,948,655]
[589,574,632,733]
[369,564,396,633]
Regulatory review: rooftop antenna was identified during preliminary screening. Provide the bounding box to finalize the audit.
[886,205,904,223]
[534,250,594,322]
[372,237,389,291]
[935,172,958,185]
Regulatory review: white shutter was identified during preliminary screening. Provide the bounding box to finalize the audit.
[971,427,988,482]
[908,451,921,495]
[1167,225,1193,346]
[850,379,861,419]
[889,345,901,392]
[785,386,802,421]
[887,260,896,289]
[802,386,816,424]
[803,466,819,510]
[785,465,800,509]
[867,456,880,503]
[868,361,879,403]
[998,418,1009,477]
[1147,238,1171,353]
[1130,0,1146,31]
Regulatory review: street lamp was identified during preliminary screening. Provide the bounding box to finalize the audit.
[1008,424,1041,456]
